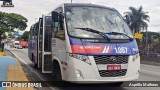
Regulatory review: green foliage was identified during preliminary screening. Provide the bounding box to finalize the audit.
[0,47,2,52]
[22,31,29,41]
[20,31,29,41]
[8,32,13,38]
[0,11,28,38]
[1,33,6,39]
[141,32,160,44]
[124,6,150,33]
[16,36,21,41]
[0,11,27,48]
[139,32,160,53]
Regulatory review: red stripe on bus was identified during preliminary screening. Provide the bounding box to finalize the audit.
[71,45,105,54]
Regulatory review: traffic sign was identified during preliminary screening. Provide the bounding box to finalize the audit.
[134,33,143,39]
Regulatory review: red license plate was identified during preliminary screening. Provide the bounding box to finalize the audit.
[107,65,121,70]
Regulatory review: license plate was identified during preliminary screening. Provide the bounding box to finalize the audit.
[107,65,121,70]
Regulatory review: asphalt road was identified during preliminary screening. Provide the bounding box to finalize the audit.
[5,46,160,90]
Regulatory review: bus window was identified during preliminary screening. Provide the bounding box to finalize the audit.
[40,18,43,34]
[44,16,52,52]
[34,23,39,40]
[35,23,39,36]
[30,25,34,38]
[56,28,65,40]
[39,18,43,51]
[54,21,65,40]
[53,8,65,41]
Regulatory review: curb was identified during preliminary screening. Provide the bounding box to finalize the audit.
[5,48,28,76]
[4,48,34,90]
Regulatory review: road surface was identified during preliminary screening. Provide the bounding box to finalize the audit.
[5,46,160,90]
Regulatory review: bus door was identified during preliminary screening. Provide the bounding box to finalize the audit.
[41,15,53,73]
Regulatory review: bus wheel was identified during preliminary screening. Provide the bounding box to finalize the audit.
[32,55,37,68]
[52,62,62,81]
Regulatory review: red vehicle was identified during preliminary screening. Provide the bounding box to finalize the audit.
[20,41,28,48]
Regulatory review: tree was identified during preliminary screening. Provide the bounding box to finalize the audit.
[1,33,6,39]
[21,31,29,41]
[124,6,150,33]
[0,11,28,43]
[8,32,13,38]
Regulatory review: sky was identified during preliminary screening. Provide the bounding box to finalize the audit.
[0,0,160,33]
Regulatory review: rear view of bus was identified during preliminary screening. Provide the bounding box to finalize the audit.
[61,4,140,83]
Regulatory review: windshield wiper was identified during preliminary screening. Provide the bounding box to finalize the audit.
[105,32,133,41]
[74,27,110,41]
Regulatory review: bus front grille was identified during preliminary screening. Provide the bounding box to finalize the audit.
[99,69,127,77]
[94,55,128,77]
[94,55,129,64]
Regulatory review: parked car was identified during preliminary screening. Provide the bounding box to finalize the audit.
[17,45,23,49]
[13,43,22,49]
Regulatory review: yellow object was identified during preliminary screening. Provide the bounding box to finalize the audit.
[134,33,143,39]
[0,52,4,56]
[7,66,34,90]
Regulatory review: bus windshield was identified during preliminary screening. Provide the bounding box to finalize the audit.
[65,6,133,39]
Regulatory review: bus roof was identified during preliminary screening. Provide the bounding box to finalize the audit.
[63,3,116,11]
[48,3,116,15]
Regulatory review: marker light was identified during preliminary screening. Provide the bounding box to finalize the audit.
[75,69,83,78]
[133,53,140,61]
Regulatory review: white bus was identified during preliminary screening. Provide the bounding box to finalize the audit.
[28,3,140,84]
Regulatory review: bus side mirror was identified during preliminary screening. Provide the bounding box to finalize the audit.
[52,11,64,22]
[124,15,131,25]
[52,11,58,22]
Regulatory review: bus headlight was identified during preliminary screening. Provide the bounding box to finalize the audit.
[69,53,91,65]
[133,53,140,61]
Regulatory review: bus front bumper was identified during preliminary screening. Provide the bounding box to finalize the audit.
[65,55,140,83]
[68,73,139,83]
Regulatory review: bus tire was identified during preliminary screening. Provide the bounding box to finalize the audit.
[52,61,62,81]
[32,54,37,68]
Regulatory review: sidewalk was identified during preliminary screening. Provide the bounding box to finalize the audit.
[0,56,34,90]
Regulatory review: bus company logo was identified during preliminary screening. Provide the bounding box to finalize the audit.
[102,46,112,53]
[110,56,117,62]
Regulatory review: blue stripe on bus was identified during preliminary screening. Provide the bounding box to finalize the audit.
[69,38,139,55]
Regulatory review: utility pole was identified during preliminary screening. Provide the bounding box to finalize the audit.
[146,27,149,57]
[71,0,72,3]
[144,12,149,57]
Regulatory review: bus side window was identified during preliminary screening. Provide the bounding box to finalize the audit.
[53,22,59,34]
[53,8,65,41]
[35,23,39,39]
[54,22,65,40]
[30,25,34,39]
[29,28,32,40]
